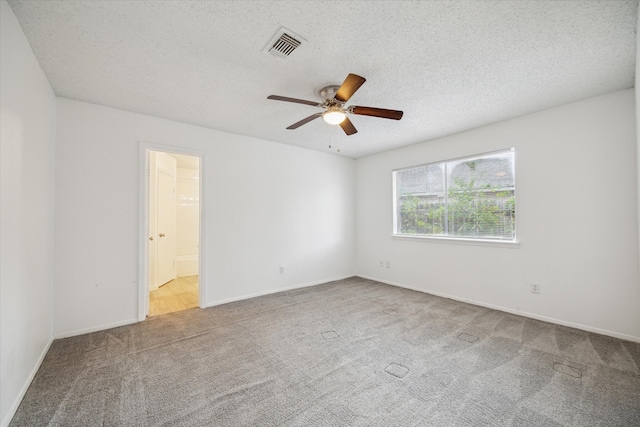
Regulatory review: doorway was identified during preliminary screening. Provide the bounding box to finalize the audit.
[139,145,205,319]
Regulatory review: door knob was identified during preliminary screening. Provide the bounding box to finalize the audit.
[159,233,165,237]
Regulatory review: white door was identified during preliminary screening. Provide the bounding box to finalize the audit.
[140,145,206,321]
[156,165,177,286]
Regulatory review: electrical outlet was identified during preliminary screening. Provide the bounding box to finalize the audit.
[279,266,284,274]
[531,283,540,294]
[386,261,390,268]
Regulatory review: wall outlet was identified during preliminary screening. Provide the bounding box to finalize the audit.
[531,283,540,294]
[279,266,284,274]
[386,261,390,268]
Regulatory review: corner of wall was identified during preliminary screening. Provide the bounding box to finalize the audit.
[1,1,57,424]
[636,3,640,284]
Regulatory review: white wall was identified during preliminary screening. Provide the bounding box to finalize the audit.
[636,8,640,297]
[356,90,640,342]
[0,1,56,425]
[54,98,356,336]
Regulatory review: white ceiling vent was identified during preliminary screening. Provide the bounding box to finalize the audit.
[265,28,304,59]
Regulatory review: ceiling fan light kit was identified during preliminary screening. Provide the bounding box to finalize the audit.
[322,107,346,125]
[267,73,403,136]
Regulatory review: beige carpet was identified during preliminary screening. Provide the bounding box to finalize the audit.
[10,277,640,426]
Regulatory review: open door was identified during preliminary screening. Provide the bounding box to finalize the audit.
[141,148,203,318]
[156,164,177,286]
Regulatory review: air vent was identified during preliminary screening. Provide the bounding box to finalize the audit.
[265,28,304,59]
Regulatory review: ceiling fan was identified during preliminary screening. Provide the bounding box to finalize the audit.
[267,73,403,136]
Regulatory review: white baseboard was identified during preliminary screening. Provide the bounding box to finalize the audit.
[54,318,139,339]
[358,275,640,344]
[206,275,354,307]
[176,256,198,277]
[54,276,355,339]
[2,336,54,427]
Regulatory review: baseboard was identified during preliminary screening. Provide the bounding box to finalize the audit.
[176,256,198,277]
[54,276,355,338]
[54,318,139,339]
[1,336,54,427]
[358,275,640,344]
[206,275,355,307]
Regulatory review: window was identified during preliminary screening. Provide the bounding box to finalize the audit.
[393,149,516,241]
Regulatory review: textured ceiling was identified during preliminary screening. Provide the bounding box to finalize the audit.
[7,0,638,158]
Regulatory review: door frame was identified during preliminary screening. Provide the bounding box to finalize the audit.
[138,141,207,321]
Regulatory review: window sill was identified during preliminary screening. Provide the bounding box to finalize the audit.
[391,234,520,248]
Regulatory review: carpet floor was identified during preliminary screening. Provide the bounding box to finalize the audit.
[10,277,640,426]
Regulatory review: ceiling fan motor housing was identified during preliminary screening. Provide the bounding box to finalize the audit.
[317,85,341,101]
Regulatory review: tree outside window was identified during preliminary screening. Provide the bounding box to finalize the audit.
[394,149,515,241]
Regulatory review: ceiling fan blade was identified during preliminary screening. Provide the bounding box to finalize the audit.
[268,95,322,107]
[335,74,366,102]
[339,117,358,135]
[286,112,323,129]
[351,106,403,120]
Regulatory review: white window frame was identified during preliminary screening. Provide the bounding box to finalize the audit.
[392,148,518,247]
